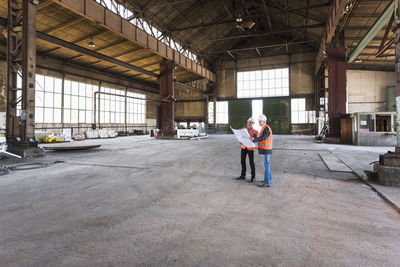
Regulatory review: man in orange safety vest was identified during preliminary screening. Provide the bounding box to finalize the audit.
[236,117,259,183]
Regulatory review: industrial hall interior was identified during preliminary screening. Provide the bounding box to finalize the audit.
[1,0,400,266]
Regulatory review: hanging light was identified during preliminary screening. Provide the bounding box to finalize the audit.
[88,38,95,48]
[31,0,40,6]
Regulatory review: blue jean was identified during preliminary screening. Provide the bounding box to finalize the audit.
[261,154,272,185]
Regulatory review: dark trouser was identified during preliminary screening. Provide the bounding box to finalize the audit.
[241,148,255,178]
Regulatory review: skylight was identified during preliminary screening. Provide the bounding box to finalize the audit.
[95,0,199,63]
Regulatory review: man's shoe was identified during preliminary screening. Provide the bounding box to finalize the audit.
[249,178,256,183]
[258,182,270,187]
[235,176,245,180]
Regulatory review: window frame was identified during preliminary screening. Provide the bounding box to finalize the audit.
[237,68,289,99]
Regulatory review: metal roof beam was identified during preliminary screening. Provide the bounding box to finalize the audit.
[202,23,324,42]
[214,40,313,53]
[41,29,108,56]
[348,0,394,62]
[37,31,159,78]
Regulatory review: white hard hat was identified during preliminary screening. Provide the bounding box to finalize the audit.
[247,117,255,123]
[258,114,267,121]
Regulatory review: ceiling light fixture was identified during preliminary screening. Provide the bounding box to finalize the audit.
[88,38,95,48]
[31,0,40,6]
[355,58,362,63]
[236,15,243,23]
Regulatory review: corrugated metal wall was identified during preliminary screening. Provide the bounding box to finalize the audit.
[227,98,291,134]
[263,98,290,134]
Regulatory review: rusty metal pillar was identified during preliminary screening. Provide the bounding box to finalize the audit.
[396,25,400,148]
[6,0,19,141]
[21,0,37,141]
[6,0,43,157]
[326,47,347,137]
[157,59,175,138]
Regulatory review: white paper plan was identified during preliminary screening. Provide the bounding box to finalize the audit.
[230,126,256,148]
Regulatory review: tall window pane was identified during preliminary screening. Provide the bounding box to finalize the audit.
[237,68,289,98]
[216,101,228,124]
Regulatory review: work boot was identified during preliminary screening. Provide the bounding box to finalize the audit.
[235,176,245,180]
[258,182,270,187]
[249,178,256,183]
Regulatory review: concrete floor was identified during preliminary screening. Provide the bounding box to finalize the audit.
[0,135,399,266]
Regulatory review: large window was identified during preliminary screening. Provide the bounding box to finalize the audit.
[237,68,289,98]
[291,98,316,124]
[99,86,125,124]
[127,91,146,124]
[208,101,229,124]
[35,74,63,124]
[32,74,146,125]
[98,87,146,124]
[63,80,98,124]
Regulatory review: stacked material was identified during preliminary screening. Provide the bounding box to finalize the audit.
[98,130,118,138]
[99,130,109,139]
[86,130,99,139]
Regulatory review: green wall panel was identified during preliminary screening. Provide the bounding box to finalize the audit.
[387,86,396,112]
[228,99,252,129]
[263,97,290,134]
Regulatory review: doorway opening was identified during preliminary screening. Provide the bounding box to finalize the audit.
[252,100,263,132]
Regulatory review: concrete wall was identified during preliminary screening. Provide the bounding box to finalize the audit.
[175,102,205,119]
[174,79,207,121]
[355,132,397,146]
[215,52,316,99]
[214,53,316,134]
[347,70,395,113]
[146,94,158,120]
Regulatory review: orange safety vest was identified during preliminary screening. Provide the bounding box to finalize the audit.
[241,127,257,151]
[258,124,273,151]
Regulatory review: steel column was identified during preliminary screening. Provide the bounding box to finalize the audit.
[395,26,400,147]
[6,0,19,140]
[6,0,42,157]
[327,48,347,137]
[124,88,128,133]
[21,0,37,140]
[158,60,175,138]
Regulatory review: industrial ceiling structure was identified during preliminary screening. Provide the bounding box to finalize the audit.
[115,0,394,71]
[0,0,395,84]
[0,0,216,87]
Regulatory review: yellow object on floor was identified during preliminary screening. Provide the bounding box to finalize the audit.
[42,137,62,143]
